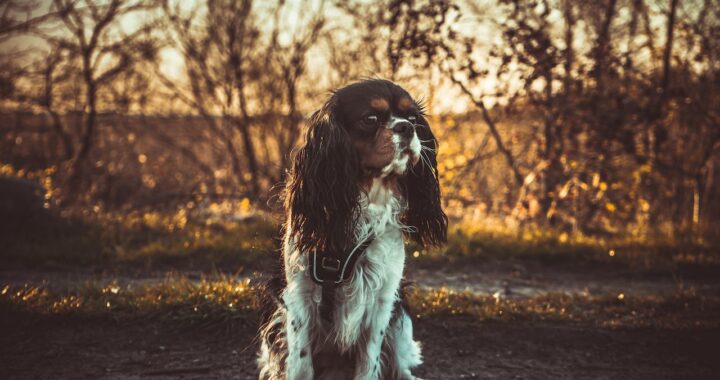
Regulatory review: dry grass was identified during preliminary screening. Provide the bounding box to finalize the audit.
[0,274,260,332]
[407,286,720,329]
[408,219,720,271]
[5,205,718,274]
[3,164,718,272]
[1,207,280,270]
[2,276,718,330]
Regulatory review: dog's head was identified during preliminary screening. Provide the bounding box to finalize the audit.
[286,79,447,254]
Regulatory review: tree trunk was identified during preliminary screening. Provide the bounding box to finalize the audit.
[235,72,260,198]
[48,110,74,160]
[237,120,259,197]
[652,0,678,156]
[541,71,560,224]
[71,52,97,180]
[73,84,96,168]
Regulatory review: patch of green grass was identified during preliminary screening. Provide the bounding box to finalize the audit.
[0,212,109,266]
[1,209,280,271]
[111,217,279,270]
[4,207,718,273]
[408,221,720,271]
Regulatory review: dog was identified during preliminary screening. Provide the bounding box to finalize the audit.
[258,79,447,380]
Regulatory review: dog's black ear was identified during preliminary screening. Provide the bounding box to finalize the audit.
[285,98,360,254]
[402,117,448,247]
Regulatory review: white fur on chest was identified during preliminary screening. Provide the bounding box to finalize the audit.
[332,179,406,350]
[282,178,407,352]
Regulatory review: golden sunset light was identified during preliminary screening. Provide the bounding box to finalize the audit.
[1,0,719,379]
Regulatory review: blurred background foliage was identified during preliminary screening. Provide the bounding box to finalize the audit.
[1,0,719,267]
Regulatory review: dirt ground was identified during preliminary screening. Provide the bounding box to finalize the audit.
[2,258,719,379]
[1,309,718,380]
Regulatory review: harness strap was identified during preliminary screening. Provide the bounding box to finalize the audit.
[319,281,336,323]
[310,233,375,322]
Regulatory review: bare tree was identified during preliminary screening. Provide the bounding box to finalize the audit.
[44,0,159,180]
[37,48,75,160]
[160,0,326,200]
[0,0,56,43]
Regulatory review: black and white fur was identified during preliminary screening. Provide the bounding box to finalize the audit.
[258,79,447,380]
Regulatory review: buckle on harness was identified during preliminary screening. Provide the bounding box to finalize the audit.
[321,257,341,272]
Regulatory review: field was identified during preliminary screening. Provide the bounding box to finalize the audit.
[2,211,719,379]
[2,0,720,378]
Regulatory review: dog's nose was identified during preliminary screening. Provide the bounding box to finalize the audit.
[392,120,415,138]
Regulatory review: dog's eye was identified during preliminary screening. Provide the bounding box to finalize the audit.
[364,115,379,125]
[408,115,417,122]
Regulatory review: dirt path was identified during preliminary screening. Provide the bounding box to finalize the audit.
[3,257,719,299]
[1,310,718,380]
[411,265,720,298]
[2,262,719,379]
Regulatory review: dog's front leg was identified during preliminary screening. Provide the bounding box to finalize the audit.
[354,296,396,380]
[284,285,314,380]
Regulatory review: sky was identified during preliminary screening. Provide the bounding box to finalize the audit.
[1,0,685,115]
[2,0,493,114]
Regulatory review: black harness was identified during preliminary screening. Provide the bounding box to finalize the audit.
[309,234,375,322]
